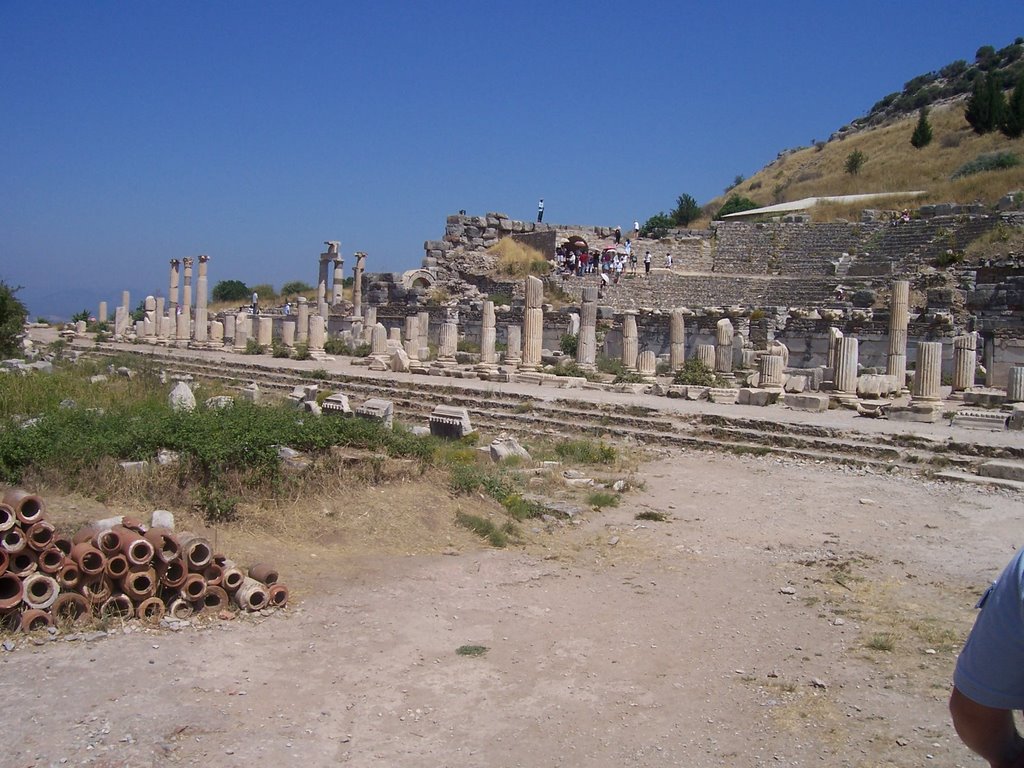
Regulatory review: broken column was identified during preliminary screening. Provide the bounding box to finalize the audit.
[1007,367,1024,403]
[234,312,250,351]
[296,297,309,344]
[437,316,458,364]
[176,257,193,342]
[911,341,942,401]
[352,252,367,319]
[834,336,859,394]
[715,318,734,374]
[479,301,497,366]
[505,325,522,367]
[370,323,388,357]
[828,327,844,371]
[221,312,234,346]
[417,310,430,359]
[520,275,544,370]
[404,315,420,359]
[952,332,977,392]
[758,354,784,388]
[194,255,209,345]
[143,296,157,340]
[696,344,716,371]
[576,285,598,369]
[669,308,686,371]
[308,314,326,357]
[168,259,180,315]
[621,312,639,371]
[318,243,334,318]
[637,350,657,381]
[886,280,910,389]
[257,316,273,348]
[98,301,108,324]
[363,306,377,344]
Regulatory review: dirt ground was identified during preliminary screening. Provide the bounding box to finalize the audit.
[1,447,1019,768]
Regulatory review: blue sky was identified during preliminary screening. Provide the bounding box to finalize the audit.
[2,2,1022,318]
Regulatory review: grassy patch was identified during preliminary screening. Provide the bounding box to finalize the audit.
[588,491,619,509]
[456,644,489,657]
[635,510,668,522]
[865,632,898,652]
[554,439,616,465]
[455,512,508,547]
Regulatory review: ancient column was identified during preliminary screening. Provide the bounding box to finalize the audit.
[403,315,419,358]
[352,252,367,318]
[143,296,157,340]
[417,310,430,355]
[1008,367,1024,403]
[621,312,639,371]
[438,317,458,363]
[834,336,859,394]
[177,257,193,342]
[637,350,657,380]
[308,314,326,355]
[194,254,210,345]
[168,259,180,314]
[759,354,784,388]
[828,327,844,371]
[952,332,977,392]
[577,286,598,369]
[715,318,734,374]
[280,321,295,348]
[696,344,716,371]
[222,313,234,345]
[318,242,334,319]
[480,301,497,365]
[296,297,309,344]
[505,325,522,366]
[363,306,377,344]
[122,290,131,315]
[886,280,910,389]
[257,316,273,348]
[113,306,128,338]
[98,301,108,324]
[370,323,388,356]
[209,320,224,346]
[328,243,344,306]
[669,308,686,371]
[521,275,544,370]
[911,341,942,401]
[234,312,250,351]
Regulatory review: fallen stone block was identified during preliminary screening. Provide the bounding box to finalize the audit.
[784,393,829,412]
[429,405,474,439]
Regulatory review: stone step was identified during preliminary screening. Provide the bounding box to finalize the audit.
[978,459,1024,482]
[933,469,1024,492]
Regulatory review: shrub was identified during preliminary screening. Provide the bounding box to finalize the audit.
[640,212,674,238]
[844,149,866,175]
[212,279,249,302]
[0,283,28,358]
[587,491,619,509]
[243,338,265,355]
[714,194,760,220]
[559,333,578,357]
[70,309,90,323]
[951,151,1021,179]
[323,337,352,356]
[672,193,701,226]
[965,72,1007,134]
[486,292,512,307]
[488,239,551,277]
[910,106,933,148]
[613,370,645,384]
[291,343,311,361]
[249,283,277,302]
[455,512,507,547]
[271,341,290,358]
[554,439,616,465]
[353,342,371,357]
[673,358,716,386]
[1003,76,1024,138]
[280,281,314,296]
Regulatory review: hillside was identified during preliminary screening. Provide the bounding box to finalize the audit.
[700,39,1024,223]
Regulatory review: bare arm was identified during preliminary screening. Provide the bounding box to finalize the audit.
[950,686,1024,768]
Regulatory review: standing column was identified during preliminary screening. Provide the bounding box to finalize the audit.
[715,318,734,374]
[479,301,497,365]
[886,280,910,390]
[952,332,977,392]
[370,323,388,356]
[122,290,131,315]
[327,242,344,306]
[308,315,326,357]
[194,254,209,345]
[759,354,784,388]
[828,327,844,371]
[363,306,377,344]
[637,351,657,380]
[669,308,686,371]
[296,297,309,344]
[621,312,639,371]
[521,275,544,370]
[352,252,367,318]
[177,257,193,342]
[505,326,522,367]
[168,259,180,315]
[233,312,250,352]
[438,317,458,363]
[1007,367,1024,403]
[911,341,943,401]
[576,286,598,369]
[696,344,716,371]
[155,298,167,340]
[98,302,108,324]
[835,336,859,394]
[404,315,420,359]
[318,242,334,318]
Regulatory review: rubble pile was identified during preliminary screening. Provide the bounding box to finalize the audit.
[0,488,287,633]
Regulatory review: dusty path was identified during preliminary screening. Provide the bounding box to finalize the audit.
[1,448,1015,767]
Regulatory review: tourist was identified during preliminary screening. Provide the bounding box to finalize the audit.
[633,220,640,238]
[283,301,292,316]
[950,547,1024,767]
[644,251,652,276]
[614,226,622,245]
[537,198,545,223]
[665,252,673,269]
[251,291,259,315]
[614,255,624,283]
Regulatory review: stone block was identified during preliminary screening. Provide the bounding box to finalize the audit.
[784,393,829,412]
[322,392,352,416]
[707,388,739,404]
[951,409,1009,431]
[978,459,1024,481]
[887,404,942,423]
[683,386,709,401]
[429,405,474,439]
[355,398,393,429]
[784,375,807,393]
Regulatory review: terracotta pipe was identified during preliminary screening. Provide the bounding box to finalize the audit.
[1,527,27,554]
[267,583,289,608]
[0,503,15,533]
[143,528,181,564]
[37,547,64,575]
[178,533,213,571]
[202,562,223,587]
[248,563,279,585]
[95,527,124,557]
[181,573,207,601]
[20,608,53,632]
[21,573,59,610]
[167,597,194,620]
[100,594,133,620]
[79,576,112,605]
[8,550,37,577]
[112,525,154,567]
[52,536,72,557]
[120,517,145,534]
[136,596,165,623]
[121,569,157,602]
[72,526,99,545]
[0,549,7,577]
[219,559,245,593]
[234,577,269,611]
[26,520,56,552]
[52,592,91,625]
[0,572,23,611]
[57,562,81,590]
[3,488,45,526]
[201,585,229,612]
[104,553,129,580]
[157,559,187,589]
[70,542,106,577]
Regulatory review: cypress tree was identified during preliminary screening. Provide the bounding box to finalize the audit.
[1003,76,1024,138]
[910,106,933,148]
[966,72,1007,134]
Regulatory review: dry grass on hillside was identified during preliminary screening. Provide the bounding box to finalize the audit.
[487,238,551,278]
[716,100,1024,217]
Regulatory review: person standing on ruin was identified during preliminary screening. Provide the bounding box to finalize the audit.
[251,290,259,315]
[614,226,622,245]
[537,198,545,223]
[633,220,640,238]
[644,251,652,276]
[665,252,674,269]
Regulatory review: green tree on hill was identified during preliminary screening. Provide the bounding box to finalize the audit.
[212,279,250,302]
[965,72,1007,133]
[1002,76,1024,138]
[910,106,933,148]
[844,149,867,175]
[0,282,28,357]
[640,213,674,238]
[671,193,702,226]
[714,194,759,220]
[280,280,314,296]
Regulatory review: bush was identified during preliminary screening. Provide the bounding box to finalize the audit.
[640,212,674,238]
[488,239,551,277]
[271,341,290,358]
[292,343,311,361]
[559,333,578,357]
[951,151,1021,179]
[1003,76,1024,138]
[249,283,277,303]
[0,282,28,358]
[965,72,1007,134]
[910,106,933,148]
[243,338,265,355]
[672,193,701,226]
[714,194,760,220]
[844,149,866,175]
[672,358,716,386]
[212,280,249,302]
[323,337,352,356]
[280,281,314,296]
[554,439,616,465]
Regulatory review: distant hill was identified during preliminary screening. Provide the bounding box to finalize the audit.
[702,38,1024,222]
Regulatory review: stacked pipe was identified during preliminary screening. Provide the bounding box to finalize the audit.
[0,488,288,633]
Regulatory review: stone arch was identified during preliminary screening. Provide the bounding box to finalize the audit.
[402,269,435,291]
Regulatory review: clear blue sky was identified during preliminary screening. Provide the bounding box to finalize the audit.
[2,2,1022,318]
